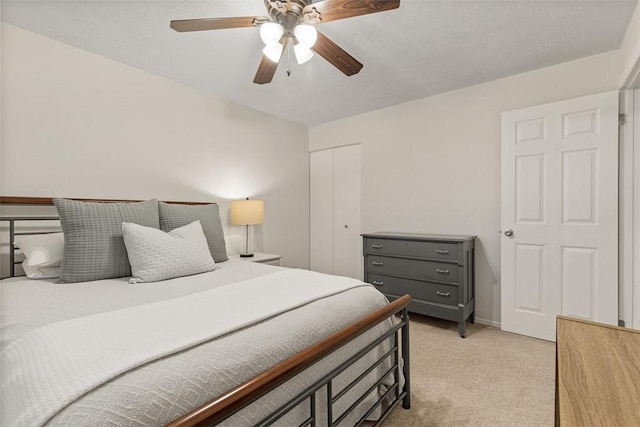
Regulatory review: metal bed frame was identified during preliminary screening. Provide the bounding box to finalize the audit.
[0,197,411,426]
[170,296,411,426]
[1,216,61,277]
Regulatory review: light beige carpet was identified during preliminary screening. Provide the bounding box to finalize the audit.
[383,314,555,427]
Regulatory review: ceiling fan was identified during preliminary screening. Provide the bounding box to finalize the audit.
[170,0,400,84]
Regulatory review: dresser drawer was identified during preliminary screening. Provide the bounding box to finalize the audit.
[364,238,458,261]
[366,255,459,283]
[368,273,458,306]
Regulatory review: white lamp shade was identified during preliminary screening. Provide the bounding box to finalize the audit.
[294,24,317,48]
[294,44,314,64]
[230,200,265,225]
[263,43,284,63]
[260,22,284,45]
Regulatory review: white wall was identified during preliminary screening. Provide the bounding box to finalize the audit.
[620,1,640,87]
[0,24,310,269]
[309,51,620,326]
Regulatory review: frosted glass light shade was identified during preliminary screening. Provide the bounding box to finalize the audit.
[263,43,284,63]
[294,24,317,47]
[260,22,284,45]
[294,44,314,64]
[230,200,265,225]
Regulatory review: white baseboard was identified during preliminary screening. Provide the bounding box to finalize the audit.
[474,317,501,328]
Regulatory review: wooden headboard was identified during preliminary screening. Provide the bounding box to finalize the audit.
[0,196,213,205]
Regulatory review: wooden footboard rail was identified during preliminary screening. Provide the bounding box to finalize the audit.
[168,294,412,427]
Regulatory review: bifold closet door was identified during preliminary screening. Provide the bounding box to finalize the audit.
[333,145,361,279]
[310,145,362,279]
[310,149,334,274]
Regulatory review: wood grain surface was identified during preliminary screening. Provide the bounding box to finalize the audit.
[170,17,260,32]
[556,316,640,426]
[254,37,289,84]
[0,196,211,205]
[303,0,400,24]
[312,31,363,76]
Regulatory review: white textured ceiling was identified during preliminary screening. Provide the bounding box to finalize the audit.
[1,0,637,126]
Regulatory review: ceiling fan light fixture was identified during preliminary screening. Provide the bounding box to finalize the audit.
[294,24,317,48]
[263,42,284,63]
[171,0,397,84]
[260,22,284,45]
[294,44,314,64]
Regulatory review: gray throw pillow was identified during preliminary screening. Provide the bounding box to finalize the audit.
[158,202,228,262]
[53,198,159,283]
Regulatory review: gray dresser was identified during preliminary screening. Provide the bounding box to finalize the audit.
[362,232,476,337]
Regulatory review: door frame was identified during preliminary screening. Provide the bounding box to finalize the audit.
[619,42,640,328]
[633,88,640,329]
[620,90,634,328]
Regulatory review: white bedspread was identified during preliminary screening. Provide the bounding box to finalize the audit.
[1,260,281,349]
[1,266,394,427]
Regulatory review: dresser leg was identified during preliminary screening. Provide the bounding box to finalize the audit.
[458,321,466,338]
[469,312,475,324]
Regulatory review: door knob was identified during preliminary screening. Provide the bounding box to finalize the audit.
[503,229,514,237]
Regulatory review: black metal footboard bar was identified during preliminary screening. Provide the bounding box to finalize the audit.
[258,316,406,427]
[168,294,412,427]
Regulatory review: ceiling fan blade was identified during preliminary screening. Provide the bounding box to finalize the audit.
[303,0,399,23]
[170,16,268,32]
[312,31,363,76]
[254,38,290,84]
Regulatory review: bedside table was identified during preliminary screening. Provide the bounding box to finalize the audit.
[227,253,282,266]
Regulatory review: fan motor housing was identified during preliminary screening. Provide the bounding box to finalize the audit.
[265,0,309,23]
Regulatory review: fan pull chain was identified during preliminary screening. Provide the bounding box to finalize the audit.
[286,38,292,77]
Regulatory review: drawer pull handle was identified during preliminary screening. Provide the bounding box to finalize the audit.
[436,291,451,297]
[371,244,383,249]
[372,281,384,286]
[435,249,449,255]
[436,269,450,274]
[372,261,384,266]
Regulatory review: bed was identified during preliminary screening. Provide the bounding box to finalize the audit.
[0,196,411,427]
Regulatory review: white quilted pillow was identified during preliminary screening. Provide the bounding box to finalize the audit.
[122,220,218,284]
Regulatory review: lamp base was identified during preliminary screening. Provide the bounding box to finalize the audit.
[240,253,254,258]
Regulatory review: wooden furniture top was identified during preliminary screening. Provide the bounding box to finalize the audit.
[556,316,640,426]
[0,196,212,205]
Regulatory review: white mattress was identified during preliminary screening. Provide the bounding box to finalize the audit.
[1,261,398,426]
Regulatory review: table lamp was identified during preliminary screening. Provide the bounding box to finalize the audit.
[230,198,264,257]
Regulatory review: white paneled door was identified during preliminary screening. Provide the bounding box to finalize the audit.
[310,145,362,280]
[501,91,619,341]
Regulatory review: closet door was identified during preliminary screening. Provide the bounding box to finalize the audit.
[310,145,362,279]
[333,145,362,279]
[310,149,334,274]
